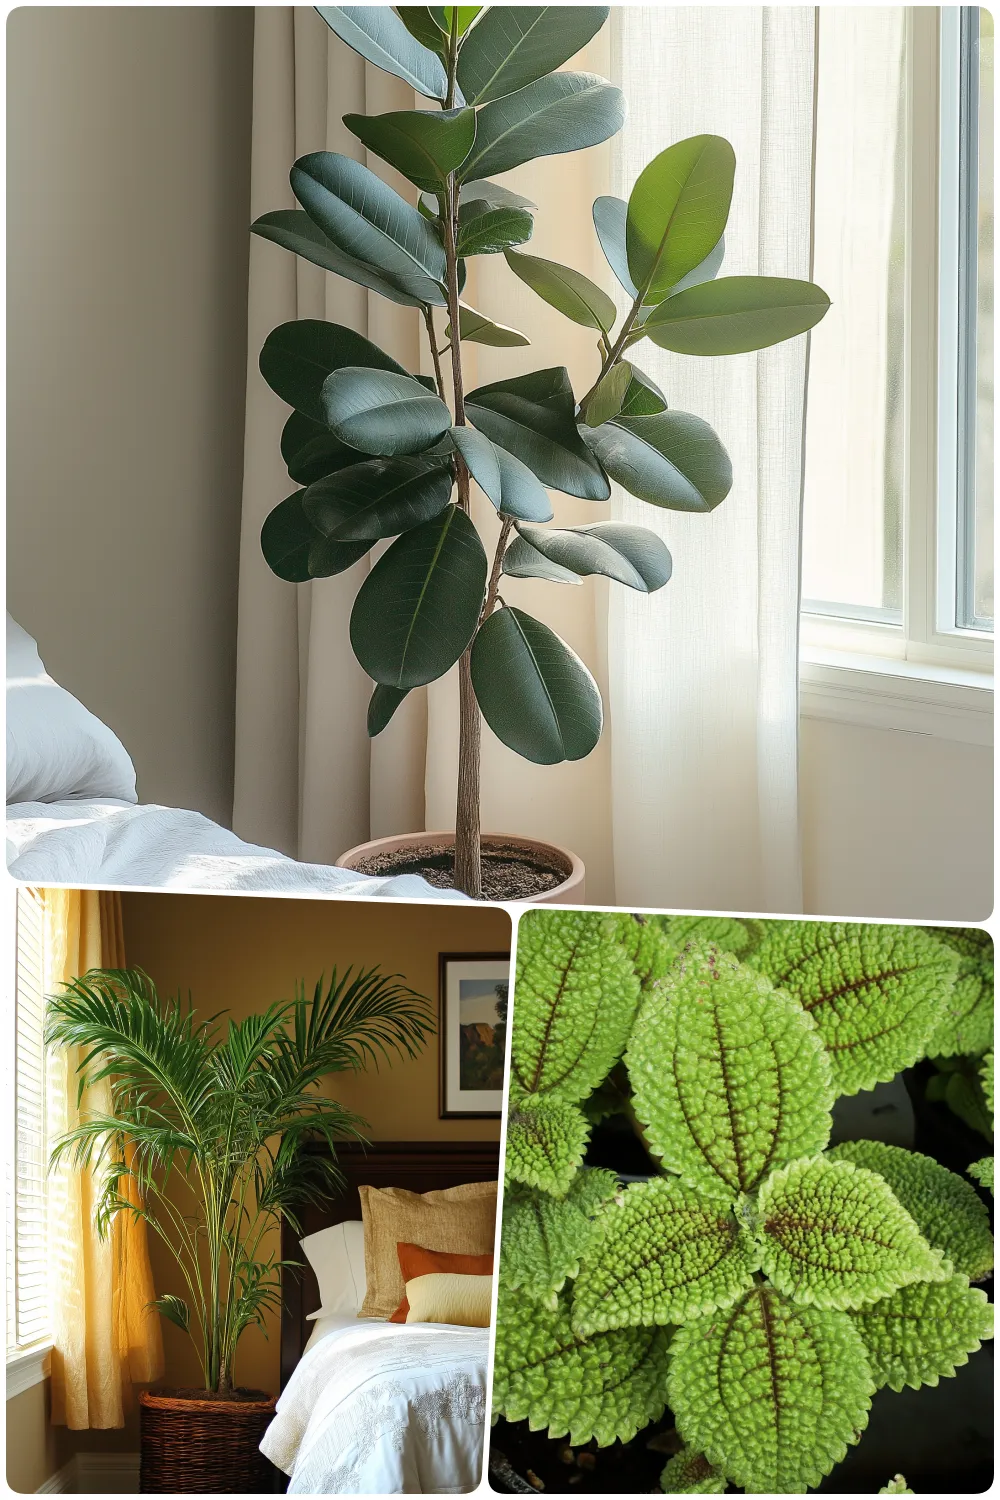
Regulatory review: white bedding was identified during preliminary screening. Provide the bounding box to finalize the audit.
[261,1318,487,1495]
[5,797,457,900]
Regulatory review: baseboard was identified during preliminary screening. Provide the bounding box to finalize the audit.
[36,1453,140,1494]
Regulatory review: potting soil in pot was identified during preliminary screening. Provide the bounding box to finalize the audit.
[350,841,566,899]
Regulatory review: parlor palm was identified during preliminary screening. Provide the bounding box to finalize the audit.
[46,964,433,1393]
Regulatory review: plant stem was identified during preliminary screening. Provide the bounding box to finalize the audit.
[483,517,513,620]
[442,13,482,899]
[577,286,646,411]
[422,306,447,401]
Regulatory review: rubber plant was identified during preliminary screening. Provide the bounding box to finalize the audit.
[45,964,432,1393]
[250,6,830,897]
[494,913,995,1494]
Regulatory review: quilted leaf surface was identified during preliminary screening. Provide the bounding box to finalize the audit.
[925,927,994,1057]
[627,946,834,1197]
[660,1447,727,1494]
[968,1156,994,1191]
[853,1274,994,1392]
[505,1095,590,1196]
[501,1169,618,1306]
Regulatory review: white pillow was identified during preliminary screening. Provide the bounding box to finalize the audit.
[300,1219,367,1319]
[6,615,137,805]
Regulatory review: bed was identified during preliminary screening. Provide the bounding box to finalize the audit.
[6,615,451,899]
[263,1140,500,1495]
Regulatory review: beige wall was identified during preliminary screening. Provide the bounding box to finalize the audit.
[801,720,993,922]
[6,7,255,825]
[120,892,508,1394]
[5,1381,138,1493]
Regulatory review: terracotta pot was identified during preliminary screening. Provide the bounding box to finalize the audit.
[336,830,585,904]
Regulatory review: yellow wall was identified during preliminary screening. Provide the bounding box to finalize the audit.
[120,892,509,1394]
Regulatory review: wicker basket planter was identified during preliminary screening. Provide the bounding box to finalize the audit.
[138,1388,277,1493]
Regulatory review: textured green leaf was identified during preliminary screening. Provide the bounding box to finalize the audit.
[315,7,448,98]
[460,72,626,182]
[656,914,756,958]
[449,303,531,347]
[627,946,834,1198]
[581,1065,632,1125]
[661,1449,727,1495]
[456,201,534,257]
[350,505,486,688]
[291,152,447,304]
[467,367,610,500]
[626,136,734,302]
[457,7,610,104]
[493,1289,672,1447]
[826,1139,994,1282]
[749,921,959,1095]
[968,1156,994,1191]
[572,1177,757,1334]
[505,1096,590,1196]
[281,411,358,486]
[259,319,412,424]
[367,684,409,737]
[303,458,453,541]
[343,107,476,193]
[926,1057,994,1140]
[501,1169,619,1307]
[756,1157,949,1311]
[582,363,633,427]
[581,412,732,512]
[879,1477,913,1494]
[853,1274,993,1392]
[507,522,672,592]
[250,209,429,307]
[668,1288,873,1494]
[511,910,641,1103]
[925,927,994,1057]
[321,368,452,456]
[643,275,831,355]
[505,249,618,335]
[471,608,603,764]
[984,1048,995,1115]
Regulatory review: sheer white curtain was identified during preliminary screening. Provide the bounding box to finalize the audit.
[607,6,817,913]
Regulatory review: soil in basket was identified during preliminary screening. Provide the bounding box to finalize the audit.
[350,842,565,900]
[149,1387,273,1404]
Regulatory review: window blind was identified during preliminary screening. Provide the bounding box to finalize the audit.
[8,887,50,1354]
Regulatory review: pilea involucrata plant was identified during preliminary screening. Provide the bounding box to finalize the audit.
[249,5,830,897]
[494,913,994,1494]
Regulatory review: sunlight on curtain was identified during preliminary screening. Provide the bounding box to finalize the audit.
[608,6,816,912]
[45,888,163,1428]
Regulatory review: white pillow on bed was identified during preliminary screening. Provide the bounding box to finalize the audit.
[6,615,137,805]
[301,1219,367,1319]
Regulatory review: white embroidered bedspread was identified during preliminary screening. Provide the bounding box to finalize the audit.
[260,1320,487,1495]
[6,798,457,900]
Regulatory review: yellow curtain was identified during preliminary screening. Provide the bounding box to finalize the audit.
[44,888,164,1429]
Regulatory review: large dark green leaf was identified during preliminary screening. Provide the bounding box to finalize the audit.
[459,73,626,183]
[642,275,832,355]
[460,179,537,211]
[450,427,553,520]
[581,362,632,427]
[321,368,453,456]
[303,457,453,541]
[470,607,603,763]
[259,320,410,423]
[456,202,534,256]
[315,7,448,99]
[618,364,667,417]
[281,411,359,485]
[448,303,531,347]
[291,153,447,304]
[350,506,487,687]
[467,368,610,500]
[626,135,735,302]
[368,684,410,736]
[343,108,476,194]
[592,194,637,299]
[505,249,617,335]
[582,412,732,512]
[502,535,581,584]
[509,522,672,591]
[397,7,450,59]
[250,210,429,307]
[457,7,610,104]
[261,492,370,582]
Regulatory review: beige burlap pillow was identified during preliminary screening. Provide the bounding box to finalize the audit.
[358,1180,497,1319]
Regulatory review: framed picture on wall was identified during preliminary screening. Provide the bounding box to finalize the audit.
[439,953,509,1118]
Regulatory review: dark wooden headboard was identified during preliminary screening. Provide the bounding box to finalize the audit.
[279,1139,500,1389]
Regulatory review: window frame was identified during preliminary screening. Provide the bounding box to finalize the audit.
[801,7,994,707]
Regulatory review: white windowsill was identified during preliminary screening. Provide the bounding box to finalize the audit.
[800,648,993,746]
[6,1341,52,1400]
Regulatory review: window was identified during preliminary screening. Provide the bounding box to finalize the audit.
[6,887,51,1393]
[801,8,994,677]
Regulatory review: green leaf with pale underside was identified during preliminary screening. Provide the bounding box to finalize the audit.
[756,1157,949,1311]
[457,7,610,105]
[501,1169,618,1307]
[668,1288,873,1494]
[853,1274,994,1392]
[626,135,734,302]
[505,249,618,336]
[661,1449,727,1495]
[459,73,625,183]
[505,1095,590,1196]
[315,7,448,99]
[321,368,452,457]
[448,303,531,347]
[572,1177,758,1334]
[581,411,732,512]
[627,946,834,1198]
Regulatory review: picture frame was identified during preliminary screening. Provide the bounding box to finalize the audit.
[438,952,510,1118]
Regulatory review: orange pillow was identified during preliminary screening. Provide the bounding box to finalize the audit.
[389,1241,495,1323]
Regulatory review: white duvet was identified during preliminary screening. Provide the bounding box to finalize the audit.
[5,798,456,900]
[261,1318,487,1494]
